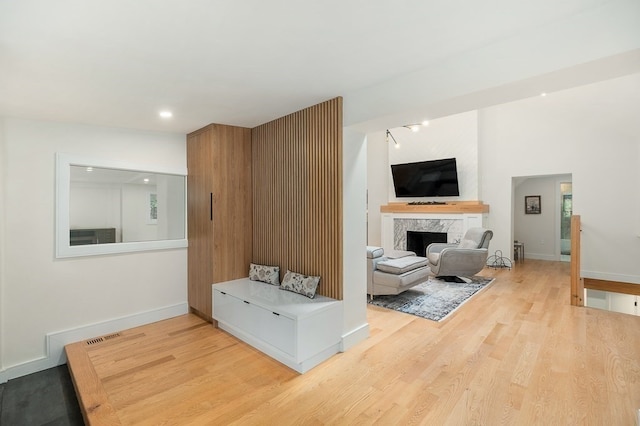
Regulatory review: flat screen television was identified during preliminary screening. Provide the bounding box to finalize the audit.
[391,158,460,197]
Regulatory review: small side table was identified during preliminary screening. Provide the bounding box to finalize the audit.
[514,242,524,262]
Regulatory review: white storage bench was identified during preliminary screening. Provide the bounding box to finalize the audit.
[212,278,343,373]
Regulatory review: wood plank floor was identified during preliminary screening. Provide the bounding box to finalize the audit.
[66,260,640,425]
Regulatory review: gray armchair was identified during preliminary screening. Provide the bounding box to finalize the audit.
[426,228,493,282]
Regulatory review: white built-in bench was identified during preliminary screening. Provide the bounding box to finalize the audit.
[212,278,343,373]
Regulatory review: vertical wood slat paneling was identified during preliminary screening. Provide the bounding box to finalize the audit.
[251,97,343,300]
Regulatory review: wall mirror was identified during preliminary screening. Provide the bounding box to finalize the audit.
[56,153,187,258]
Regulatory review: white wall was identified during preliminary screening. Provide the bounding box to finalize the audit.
[514,174,571,261]
[0,118,188,379]
[480,73,640,283]
[387,111,478,202]
[341,128,369,350]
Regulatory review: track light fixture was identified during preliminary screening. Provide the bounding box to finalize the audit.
[385,120,429,148]
[385,129,400,148]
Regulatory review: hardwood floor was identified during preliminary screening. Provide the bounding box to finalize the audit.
[66,260,640,425]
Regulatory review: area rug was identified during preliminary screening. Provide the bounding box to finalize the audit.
[368,275,495,321]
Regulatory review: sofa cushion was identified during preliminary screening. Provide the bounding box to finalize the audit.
[385,250,416,259]
[376,256,428,274]
[366,246,384,259]
[373,266,430,288]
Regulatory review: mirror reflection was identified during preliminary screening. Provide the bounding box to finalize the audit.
[69,166,186,245]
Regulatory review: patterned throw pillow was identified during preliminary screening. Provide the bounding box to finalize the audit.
[249,263,280,286]
[280,270,321,299]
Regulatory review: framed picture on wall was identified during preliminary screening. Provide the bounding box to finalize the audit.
[525,195,541,214]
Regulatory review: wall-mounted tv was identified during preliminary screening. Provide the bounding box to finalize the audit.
[391,158,460,197]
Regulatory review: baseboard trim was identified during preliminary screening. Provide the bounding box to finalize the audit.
[0,302,188,383]
[340,322,370,352]
[522,253,558,261]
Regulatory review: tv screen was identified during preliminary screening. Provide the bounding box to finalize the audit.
[391,158,460,197]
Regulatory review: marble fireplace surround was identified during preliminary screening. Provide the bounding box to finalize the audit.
[394,218,463,252]
[381,212,485,254]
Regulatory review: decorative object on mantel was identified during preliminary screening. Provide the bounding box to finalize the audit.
[525,195,541,214]
[385,121,429,148]
[368,275,495,321]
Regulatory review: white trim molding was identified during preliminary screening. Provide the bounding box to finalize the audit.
[340,322,370,352]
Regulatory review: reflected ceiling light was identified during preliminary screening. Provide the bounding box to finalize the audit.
[422,120,429,126]
[541,92,547,97]
[159,110,173,118]
[86,167,93,172]
[143,178,150,183]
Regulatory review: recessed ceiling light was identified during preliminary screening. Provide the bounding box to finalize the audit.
[159,111,173,118]
[143,178,150,183]
[540,92,547,97]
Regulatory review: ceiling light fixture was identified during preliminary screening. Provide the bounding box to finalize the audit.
[86,167,93,172]
[386,120,429,148]
[159,110,173,118]
[386,129,400,148]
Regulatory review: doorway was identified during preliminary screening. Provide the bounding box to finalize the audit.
[559,182,572,262]
[513,173,572,262]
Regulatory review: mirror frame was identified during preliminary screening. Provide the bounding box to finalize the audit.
[56,153,188,258]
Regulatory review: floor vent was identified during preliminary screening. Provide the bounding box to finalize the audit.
[85,332,122,346]
[103,333,121,341]
[86,337,104,345]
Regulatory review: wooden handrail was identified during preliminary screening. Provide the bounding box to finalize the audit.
[570,215,583,306]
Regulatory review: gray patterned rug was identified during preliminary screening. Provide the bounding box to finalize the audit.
[368,275,495,321]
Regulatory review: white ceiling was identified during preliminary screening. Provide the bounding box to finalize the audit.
[1,0,639,134]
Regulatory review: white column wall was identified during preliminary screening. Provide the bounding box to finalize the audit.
[0,118,188,377]
[342,127,369,350]
[366,130,388,246]
[0,118,6,372]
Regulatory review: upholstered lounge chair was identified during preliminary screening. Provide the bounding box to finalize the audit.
[426,227,493,282]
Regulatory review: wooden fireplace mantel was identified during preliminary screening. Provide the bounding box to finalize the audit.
[380,201,490,214]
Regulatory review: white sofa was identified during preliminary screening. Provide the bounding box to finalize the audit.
[366,246,430,299]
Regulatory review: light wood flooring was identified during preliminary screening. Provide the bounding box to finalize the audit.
[66,260,640,425]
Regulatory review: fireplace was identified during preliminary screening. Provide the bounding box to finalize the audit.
[406,231,447,257]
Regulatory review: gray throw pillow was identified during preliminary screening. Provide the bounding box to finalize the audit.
[280,270,320,299]
[249,263,280,286]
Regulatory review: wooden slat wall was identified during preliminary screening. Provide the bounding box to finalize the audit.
[251,97,343,300]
